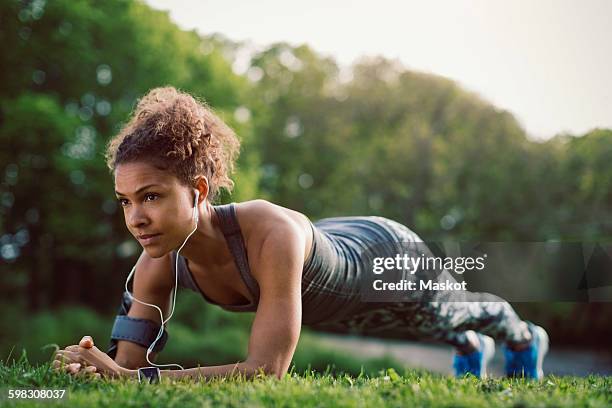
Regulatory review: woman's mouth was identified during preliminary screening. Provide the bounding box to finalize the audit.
[137,233,162,245]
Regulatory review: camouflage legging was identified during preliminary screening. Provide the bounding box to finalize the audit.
[306,217,532,350]
[308,290,531,349]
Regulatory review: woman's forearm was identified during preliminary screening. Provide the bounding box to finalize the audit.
[119,360,274,381]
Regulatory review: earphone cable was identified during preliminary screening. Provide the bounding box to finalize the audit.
[123,192,200,371]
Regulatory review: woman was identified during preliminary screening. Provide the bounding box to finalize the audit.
[53,87,548,381]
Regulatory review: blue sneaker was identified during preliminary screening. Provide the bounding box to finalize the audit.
[503,323,549,379]
[453,331,495,378]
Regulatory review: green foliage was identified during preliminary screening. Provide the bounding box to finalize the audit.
[247,50,612,242]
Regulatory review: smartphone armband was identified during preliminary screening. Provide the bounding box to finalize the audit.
[106,291,169,359]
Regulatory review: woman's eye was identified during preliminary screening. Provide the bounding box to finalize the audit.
[116,194,158,207]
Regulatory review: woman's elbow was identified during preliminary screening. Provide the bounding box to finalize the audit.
[246,358,287,379]
[114,341,156,369]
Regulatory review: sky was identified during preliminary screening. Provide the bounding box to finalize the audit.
[145,0,611,140]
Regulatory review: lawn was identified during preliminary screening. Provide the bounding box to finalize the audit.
[1,355,610,407]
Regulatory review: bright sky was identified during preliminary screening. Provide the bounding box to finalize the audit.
[145,0,611,140]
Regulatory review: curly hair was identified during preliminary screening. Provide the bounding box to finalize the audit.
[105,87,240,203]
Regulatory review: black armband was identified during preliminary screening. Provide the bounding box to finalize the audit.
[106,291,169,359]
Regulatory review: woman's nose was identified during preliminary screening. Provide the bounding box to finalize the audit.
[127,206,149,228]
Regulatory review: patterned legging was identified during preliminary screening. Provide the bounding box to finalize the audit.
[308,290,531,350]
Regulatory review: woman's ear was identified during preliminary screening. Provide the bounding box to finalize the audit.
[194,176,209,203]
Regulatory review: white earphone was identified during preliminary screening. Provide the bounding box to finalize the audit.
[193,190,200,225]
[123,188,201,370]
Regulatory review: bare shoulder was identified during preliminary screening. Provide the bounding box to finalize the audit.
[234,199,310,235]
[233,199,313,278]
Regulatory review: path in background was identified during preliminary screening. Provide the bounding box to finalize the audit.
[316,333,612,377]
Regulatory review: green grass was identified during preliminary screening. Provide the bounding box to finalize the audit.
[2,302,611,406]
[1,354,610,408]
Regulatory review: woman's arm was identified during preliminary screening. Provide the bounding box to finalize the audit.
[114,250,174,369]
[118,221,305,380]
[53,250,174,377]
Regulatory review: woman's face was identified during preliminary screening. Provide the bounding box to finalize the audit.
[114,161,196,258]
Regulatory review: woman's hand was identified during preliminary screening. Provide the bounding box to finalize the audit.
[53,336,125,379]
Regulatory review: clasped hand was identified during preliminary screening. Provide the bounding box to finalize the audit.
[52,336,123,379]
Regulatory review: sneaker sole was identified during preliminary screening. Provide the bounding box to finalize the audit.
[533,325,549,379]
[480,335,495,378]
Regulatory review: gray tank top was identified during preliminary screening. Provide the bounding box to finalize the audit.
[171,203,260,312]
[172,203,421,326]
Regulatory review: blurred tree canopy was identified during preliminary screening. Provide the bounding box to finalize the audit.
[0,0,610,345]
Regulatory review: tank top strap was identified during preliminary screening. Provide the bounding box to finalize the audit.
[213,202,261,303]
